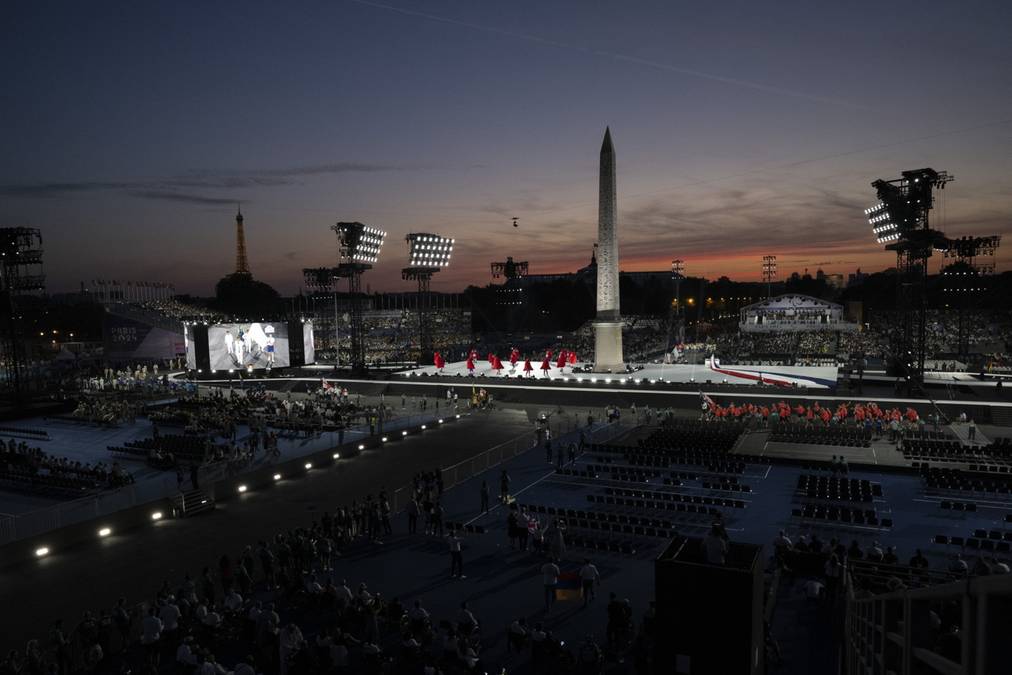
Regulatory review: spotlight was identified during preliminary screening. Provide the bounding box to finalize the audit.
[455,414,461,419]
[421,424,427,429]
[98,527,112,538]
[333,452,341,459]
[438,419,444,424]
[35,547,50,558]
[402,430,408,436]
[273,473,282,481]
[151,511,164,521]
[358,444,365,450]
[237,484,248,493]
[305,462,313,469]
[382,436,389,442]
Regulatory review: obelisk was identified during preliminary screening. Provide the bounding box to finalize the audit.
[594,127,624,371]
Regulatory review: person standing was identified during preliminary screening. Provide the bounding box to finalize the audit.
[968,418,977,441]
[580,559,601,607]
[480,480,490,514]
[542,560,560,613]
[499,469,510,503]
[448,530,465,579]
[545,436,553,463]
[407,496,419,534]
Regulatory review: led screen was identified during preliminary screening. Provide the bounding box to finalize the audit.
[303,321,315,364]
[208,322,289,370]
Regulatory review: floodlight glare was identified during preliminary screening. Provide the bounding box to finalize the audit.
[305,462,313,469]
[98,527,112,537]
[151,511,164,521]
[35,547,50,558]
[333,222,387,265]
[406,233,454,269]
[273,473,282,481]
[237,484,248,493]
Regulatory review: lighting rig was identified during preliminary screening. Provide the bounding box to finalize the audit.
[402,233,453,363]
[761,255,777,298]
[665,259,686,353]
[865,168,952,387]
[1,228,45,401]
[938,235,1001,357]
[303,222,386,371]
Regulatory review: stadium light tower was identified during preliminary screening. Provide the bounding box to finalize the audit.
[303,222,386,371]
[666,259,685,353]
[865,168,952,389]
[761,255,777,298]
[402,233,454,364]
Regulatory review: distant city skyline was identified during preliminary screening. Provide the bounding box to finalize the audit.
[3,1,1011,295]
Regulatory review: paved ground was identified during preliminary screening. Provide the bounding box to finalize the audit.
[0,404,567,652]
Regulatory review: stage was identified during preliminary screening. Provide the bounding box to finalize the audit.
[400,358,839,389]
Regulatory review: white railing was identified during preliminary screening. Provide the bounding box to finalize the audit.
[845,571,1012,675]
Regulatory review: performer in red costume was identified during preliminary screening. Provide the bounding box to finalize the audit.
[523,358,533,377]
[466,355,475,376]
[540,355,551,376]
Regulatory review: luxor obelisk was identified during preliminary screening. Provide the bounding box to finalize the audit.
[594,127,624,371]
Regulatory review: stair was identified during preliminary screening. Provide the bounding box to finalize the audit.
[175,488,215,517]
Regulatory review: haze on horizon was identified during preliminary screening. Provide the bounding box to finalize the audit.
[2,0,1011,296]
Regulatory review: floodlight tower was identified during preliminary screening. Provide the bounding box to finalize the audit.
[1,228,45,401]
[491,256,529,333]
[865,168,952,389]
[940,235,1001,357]
[303,222,386,371]
[403,233,453,364]
[665,259,685,353]
[761,255,777,298]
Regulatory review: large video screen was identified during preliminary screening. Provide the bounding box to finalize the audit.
[208,322,290,370]
[303,320,315,364]
[183,324,196,369]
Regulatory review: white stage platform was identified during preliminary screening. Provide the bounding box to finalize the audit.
[400,359,839,389]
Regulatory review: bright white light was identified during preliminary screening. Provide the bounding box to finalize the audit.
[237,484,248,493]
[402,430,408,436]
[305,462,313,469]
[438,419,444,423]
[358,443,365,450]
[382,436,388,442]
[98,527,112,537]
[35,547,49,558]
[273,473,282,480]
[421,425,427,429]
[455,414,461,419]
[151,511,163,521]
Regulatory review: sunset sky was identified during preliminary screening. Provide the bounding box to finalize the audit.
[2,1,1011,295]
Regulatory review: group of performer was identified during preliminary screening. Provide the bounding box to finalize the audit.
[702,395,922,427]
[433,347,579,377]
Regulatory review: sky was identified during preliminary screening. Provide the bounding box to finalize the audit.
[2,0,1011,295]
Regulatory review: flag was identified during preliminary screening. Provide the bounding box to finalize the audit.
[700,391,717,411]
[555,571,582,601]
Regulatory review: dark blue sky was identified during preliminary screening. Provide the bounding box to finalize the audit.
[3,0,1011,294]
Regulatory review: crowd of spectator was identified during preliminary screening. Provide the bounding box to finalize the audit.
[0,438,133,494]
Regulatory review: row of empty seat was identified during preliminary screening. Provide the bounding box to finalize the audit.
[791,504,892,529]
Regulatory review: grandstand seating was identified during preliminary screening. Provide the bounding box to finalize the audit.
[922,467,1012,497]
[791,503,892,529]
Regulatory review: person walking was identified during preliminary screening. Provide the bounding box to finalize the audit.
[580,559,601,607]
[480,480,490,514]
[448,529,465,579]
